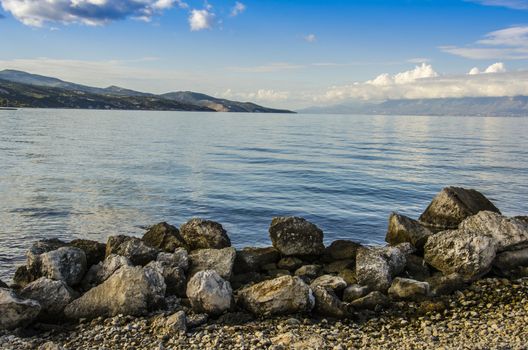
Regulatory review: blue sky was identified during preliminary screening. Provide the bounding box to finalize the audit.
[1,0,528,108]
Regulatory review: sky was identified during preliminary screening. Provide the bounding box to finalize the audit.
[1,0,528,109]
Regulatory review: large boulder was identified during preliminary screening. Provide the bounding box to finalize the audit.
[385,213,433,251]
[186,270,233,315]
[323,240,362,261]
[39,247,87,286]
[81,254,132,290]
[180,219,231,250]
[188,247,236,280]
[0,288,41,330]
[106,236,159,266]
[234,247,280,273]
[26,239,68,281]
[388,277,430,301]
[146,260,186,297]
[64,265,165,319]
[269,217,325,256]
[424,229,497,280]
[419,187,500,229]
[492,247,528,277]
[238,276,314,316]
[142,222,187,252]
[69,239,106,267]
[356,243,414,292]
[312,286,347,318]
[20,277,78,321]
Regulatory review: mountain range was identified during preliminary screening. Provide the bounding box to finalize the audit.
[0,70,294,113]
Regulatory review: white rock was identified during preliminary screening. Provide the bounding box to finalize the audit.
[186,270,233,315]
[0,288,41,330]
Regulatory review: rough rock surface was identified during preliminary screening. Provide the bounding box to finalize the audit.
[69,239,106,267]
[157,248,189,272]
[151,310,187,336]
[385,213,432,251]
[146,261,186,297]
[64,265,165,319]
[424,228,497,280]
[27,239,68,272]
[277,257,303,271]
[20,277,78,320]
[323,240,362,261]
[312,286,347,318]
[427,273,466,297]
[350,291,389,310]
[269,217,325,256]
[419,187,500,229]
[81,254,132,290]
[234,247,280,273]
[388,277,430,301]
[186,270,233,315]
[238,276,314,316]
[294,265,321,280]
[0,288,41,330]
[39,247,87,286]
[343,284,370,302]
[105,236,159,266]
[310,275,347,292]
[188,247,236,280]
[142,222,187,252]
[180,219,231,250]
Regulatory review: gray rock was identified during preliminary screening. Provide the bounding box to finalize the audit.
[350,291,389,310]
[142,222,187,252]
[312,286,347,318]
[310,275,347,292]
[188,247,236,280]
[342,284,370,302]
[388,277,430,301]
[69,239,106,267]
[105,236,159,266]
[186,270,233,315]
[180,218,231,250]
[146,260,186,297]
[64,265,166,319]
[38,342,65,350]
[234,247,280,273]
[27,239,68,273]
[0,288,41,330]
[39,247,87,286]
[426,273,466,296]
[385,213,433,251]
[323,240,362,261]
[294,265,321,280]
[81,254,132,290]
[277,257,303,271]
[269,217,325,256]
[20,277,78,321]
[157,248,189,272]
[419,187,500,229]
[492,247,528,277]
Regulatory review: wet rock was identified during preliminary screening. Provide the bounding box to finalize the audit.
[142,222,187,252]
[69,239,106,267]
[294,265,321,280]
[20,277,78,321]
[157,248,189,272]
[188,247,236,280]
[269,217,325,256]
[419,187,500,229]
[186,270,233,315]
[146,260,186,297]
[277,257,303,271]
[105,236,159,266]
[310,275,347,292]
[388,277,430,301]
[350,291,389,310]
[492,247,528,277]
[343,284,370,302]
[238,275,314,316]
[424,228,496,280]
[0,288,41,330]
[234,247,280,273]
[39,247,87,286]
[64,265,166,319]
[12,266,32,288]
[180,218,231,250]
[323,240,362,261]
[312,286,347,318]
[385,213,432,251]
[427,273,466,296]
[81,254,132,290]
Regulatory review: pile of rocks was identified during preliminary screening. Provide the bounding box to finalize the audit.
[0,187,527,343]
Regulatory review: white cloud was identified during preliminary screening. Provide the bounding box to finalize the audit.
[366,63,438,86]
[189,8,215,31]
[468,62,507,75]
[468,67,481,75]
[467,0,528,10]
[221,88,289,102]
[0,0,184,27]
[304,34,317,43]
[230,2,245,17]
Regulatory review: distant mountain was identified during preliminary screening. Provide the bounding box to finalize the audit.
[0,70,294,113]
[299,96,528,117]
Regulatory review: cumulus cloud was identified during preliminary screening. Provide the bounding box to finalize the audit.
[468,62,507,75]
[189,8,215,31]
[366,63,438,86]
[304,34,317,43]
[467,0,528,10]
[230,2,245,17]
[0,0,186,26]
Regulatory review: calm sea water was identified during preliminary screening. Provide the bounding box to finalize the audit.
[1,109,527,281]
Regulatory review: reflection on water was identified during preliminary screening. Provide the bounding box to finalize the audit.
[0,109,527,280]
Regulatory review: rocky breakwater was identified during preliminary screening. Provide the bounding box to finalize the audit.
[0,186,527,350]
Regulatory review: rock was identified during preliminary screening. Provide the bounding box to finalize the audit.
[419,187,500,229]
[323,259,355,274]
[492,247,528,277]
[0,280,6,288]
[105,236,159,266]
[343,284,370,302]
[13,266,32,288]
[385,213,433,251]
[277,257,303,271]
[146,261,186,297]
[69,239,106,267]
[0,288,41,330]
[312,286,347,318]
[238,275,314,316]
[388,277,430,301]
[157,248,189,272]
[64,265,165,319]
[426,273,466,296]
[269,217,325,256]
[188,247,236,280]
[323,240,362,261]
[294,265,321,280]
[27,239,68,273]
[142,222,187,252]
[234,247,280,273]
[186,313,208,328]
[272,332,326,350]
[186,270,233,315]
[356,243,414,292]
[350,291,389,310]
[403,254,431,281]
[39,247,87,286]
[310,275,347,292]
[81,254,132,290]
[180,218,231,250]
[38,342,64,350]
[20,277,78,321]
[152,310,187,335]
[424,228,497,280]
